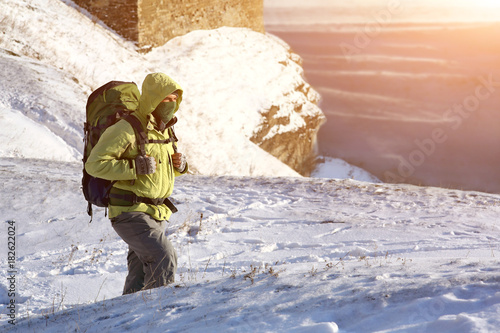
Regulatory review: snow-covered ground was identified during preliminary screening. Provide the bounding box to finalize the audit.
[1,0,500,332]
[1,158,500,332]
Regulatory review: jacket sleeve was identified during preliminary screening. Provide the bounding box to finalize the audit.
[85,120,138,181]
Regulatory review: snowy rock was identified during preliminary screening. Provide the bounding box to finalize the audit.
[312,156,381,182]
[248,34,326,176]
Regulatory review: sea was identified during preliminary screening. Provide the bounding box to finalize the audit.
[265,1,500,193]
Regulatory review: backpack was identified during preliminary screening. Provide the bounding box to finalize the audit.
[82,81,144,221]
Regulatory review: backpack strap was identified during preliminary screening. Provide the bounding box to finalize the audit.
[153,117,178,148]
[122,114,148,156]
[109,190,178,214]
[168,127,179,154]
[123,114,179,152]
[147,138,176,146]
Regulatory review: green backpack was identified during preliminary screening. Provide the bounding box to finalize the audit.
[82,81,144,221]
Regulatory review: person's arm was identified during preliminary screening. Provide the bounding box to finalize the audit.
[85,120,139,181]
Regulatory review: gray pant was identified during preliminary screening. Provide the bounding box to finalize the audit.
[111,212,177,295]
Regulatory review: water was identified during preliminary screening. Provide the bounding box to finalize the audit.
[265,14,500,193]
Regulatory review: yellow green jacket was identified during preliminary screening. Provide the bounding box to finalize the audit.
[85,73,187,221]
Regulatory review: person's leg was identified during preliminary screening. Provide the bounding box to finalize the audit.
[111,212,177,294]
[122,249,145,295]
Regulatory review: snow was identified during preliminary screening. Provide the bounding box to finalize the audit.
[0,48,86,161]
[0,107,77,161]
[2,158,500,332]
[312,157,381,183]
[1,0,499,332]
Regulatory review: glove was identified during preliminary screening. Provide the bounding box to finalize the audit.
[135,155,156,175]
[173,153,187,172]
[176,154,187,173]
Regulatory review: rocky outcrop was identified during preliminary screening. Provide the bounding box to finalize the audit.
[250,53,326,176]
[252,106,325,177]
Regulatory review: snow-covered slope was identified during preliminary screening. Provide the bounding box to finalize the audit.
[0,0,343,178]
[0,49,86,161]
[1,158,499,332]
[3,1,497,332]
[1,0,151,89]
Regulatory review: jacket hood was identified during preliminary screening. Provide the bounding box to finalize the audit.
[137,73,183,118]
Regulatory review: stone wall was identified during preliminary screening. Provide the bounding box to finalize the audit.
[72,0,139,42]
[138,0,263,47]
[72,0,263,48]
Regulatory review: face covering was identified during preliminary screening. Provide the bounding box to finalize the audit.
[153,101,176,124]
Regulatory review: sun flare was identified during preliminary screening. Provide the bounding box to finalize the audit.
[474,0,500,6]
[453,0,500,7]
